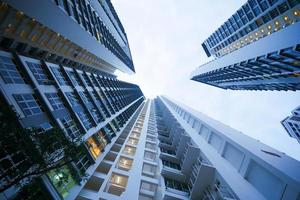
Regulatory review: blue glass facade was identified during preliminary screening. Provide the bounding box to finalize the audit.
[192,0,300,91]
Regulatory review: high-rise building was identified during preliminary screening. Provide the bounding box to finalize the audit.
[0,0,145,199]
[281,105,300,144]
[74,96,300,200]
[191,0,300,91]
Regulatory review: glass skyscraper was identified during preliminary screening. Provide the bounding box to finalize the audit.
[0,0,144,199]
[191,0,300,91]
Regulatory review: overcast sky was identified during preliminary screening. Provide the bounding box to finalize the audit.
[112,0,300,160]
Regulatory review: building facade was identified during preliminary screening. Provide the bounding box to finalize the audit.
[0,0,145,199]
[281,105,300,144]
[75,96,300,200]
[191,0,300,91]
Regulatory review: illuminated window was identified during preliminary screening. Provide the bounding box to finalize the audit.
[106,173,128,196]
[123,146,136,156]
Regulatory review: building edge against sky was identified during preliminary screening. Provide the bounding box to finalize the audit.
[0,0,144,199]
[191,0,300,91]
[281,105,300,144]
[73,96,300,200]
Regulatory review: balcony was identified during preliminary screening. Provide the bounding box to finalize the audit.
[203,185,238,200]
[145,142,157,151]
[130,131,140,139]
[139,181,157,198]
[83,175,104,192]
[188,159,215,200]
[104,151,117,163]
[96,162,111,175]
[116,156,133,171]
[180,145,200,175]
[123,145,136,157]
[163,177,190,200]
[144,151,157,162]
[127,138,139,146]
[161,160,186,181]
[142,162,157,178]
[105,173,128,196]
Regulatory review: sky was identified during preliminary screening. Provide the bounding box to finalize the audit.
[112,0,300,160]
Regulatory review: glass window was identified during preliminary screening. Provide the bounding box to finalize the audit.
[26,61,50,85]
[79,91,103,123]
[249,0,257,8]
[164,177,189,193]
[80,73,92,87]
[259,1,269,11]
[77,111,93,130]
[277,2,289,14]
[65,92,80,106]
[0,56,25,84]
[287,0,299,7]
[162,160,181,170]
[252,6,261,16]
[281,48,300,60]
[14,93,43,116]
[66,70,81,86]
[45,93,65,110]
[61,115,81,139]
[50,66,69,86]
[268,0,279,6]
[76,155,92,172]
[47,165,76,198]
[269,8,280,19]
[262,14,271,23]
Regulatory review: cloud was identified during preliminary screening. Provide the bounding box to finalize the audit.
[113,0,300,160]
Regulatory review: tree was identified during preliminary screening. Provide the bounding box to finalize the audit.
[0,97,87,194]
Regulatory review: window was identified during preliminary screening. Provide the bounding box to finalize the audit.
[144,151,156,161]
[123,146,136,156]
[106,173,128,196]
[80,73,92,87]
[45,93,65,110]
[76,155,92,172]
[65,92,80,106]
[79,91,103,123]
[145,142,156,151]
[0,56,25,84]
[277,2,289,14]
[77,111,93,130]
[164,177,189,193]
[60,115,81,139]
[26,61,50,85]
[259,0,269,11]
[14,94,43,116]
[50,66,69,86]
[142,163,157,177]
[117,157,133,171]
[162,160,181,170]
[140,181,157,193]
[269,8,280,19]
[66,70,82,86]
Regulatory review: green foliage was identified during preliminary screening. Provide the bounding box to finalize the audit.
[0,99,86,193]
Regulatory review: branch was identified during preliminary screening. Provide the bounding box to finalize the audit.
[0,159,76,193]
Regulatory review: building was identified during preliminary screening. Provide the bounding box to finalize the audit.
[75,96,300,200]
[281,105,300,144]
[0,0,145,199]
[191,0,300,91]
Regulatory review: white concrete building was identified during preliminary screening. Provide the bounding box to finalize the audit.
[75,96,300,200]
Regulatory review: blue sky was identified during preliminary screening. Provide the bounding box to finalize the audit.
[113,0,300,160]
